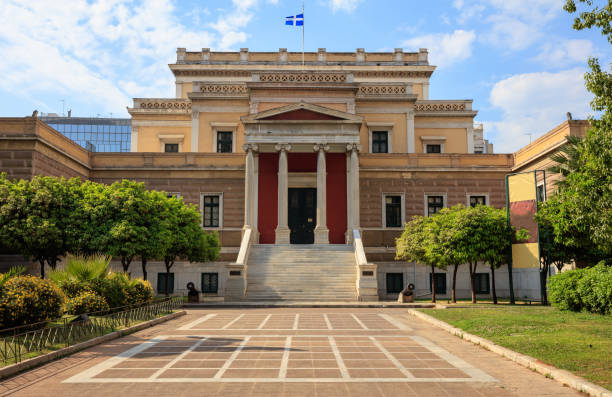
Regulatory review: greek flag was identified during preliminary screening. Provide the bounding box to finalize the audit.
[285,13,304,26]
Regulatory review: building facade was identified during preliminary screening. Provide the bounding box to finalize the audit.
[0,48,586,301]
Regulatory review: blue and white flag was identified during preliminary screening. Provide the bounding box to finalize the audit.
[285,13,304,26]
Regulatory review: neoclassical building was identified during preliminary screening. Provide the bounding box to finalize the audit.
[0,48,585,301]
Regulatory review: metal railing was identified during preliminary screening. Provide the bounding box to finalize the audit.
[0,296,183,366]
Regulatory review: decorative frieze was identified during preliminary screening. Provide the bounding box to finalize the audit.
[173,70,252,78]
[258,73,347,83]
[353,70,432,79]
[197,84,249,96]
[357,85,408,96]
[129,99,192,114]
[414,102,467,112]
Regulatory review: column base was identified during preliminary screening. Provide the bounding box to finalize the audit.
[275,226,291,244]
[314,227,329,244]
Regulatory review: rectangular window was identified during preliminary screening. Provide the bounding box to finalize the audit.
[469,195,487,207]
[201,273,219,293]
[164,143,179,153]
[217,131,233,153]
[536,184,546,203]
[203,194,220,228]
[426,144,441,153]
[386,273,404,294]
[475,273,490,294]
[372,131,388,153]
[385,195,402,227]
[429,273,447,294]
[157,273,174,294]
[427,196,444,216]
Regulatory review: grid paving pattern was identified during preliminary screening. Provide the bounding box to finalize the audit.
[64,312,494,384]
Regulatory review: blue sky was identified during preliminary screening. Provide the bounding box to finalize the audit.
[0,0,609,152]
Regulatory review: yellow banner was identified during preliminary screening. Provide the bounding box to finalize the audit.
[512,243,540,268]
[508,173,536,203]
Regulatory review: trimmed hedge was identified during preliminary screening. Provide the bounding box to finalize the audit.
[548,263,612,315]
[0,275,66,328]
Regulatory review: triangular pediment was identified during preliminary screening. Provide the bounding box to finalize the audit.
[241,102,363,123]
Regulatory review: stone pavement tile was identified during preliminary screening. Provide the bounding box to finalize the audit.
[222,369,279,378]
[290,352,335,359]
[184,351,233,359]
[435,368,469,378]
[314,382,351,397]
[344,382,385,397]
[340,352,387,360]
[92,368,157,378]
[158,368,218,378]
[230,359,280,369]
[171,359,226,368]
[376,382,418,397]
[407,382,452,396]
[114,359,172,368]
[439,382,488,396]
[409,368,440,378]
[281,382,316,397]
[312,369,342,378]
[286,368,316,378]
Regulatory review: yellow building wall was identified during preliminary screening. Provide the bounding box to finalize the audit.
[197,112,246,153]
[412,84,423,100]
[137,125,191,152]
[359,113,408,153]
[414,128,467,153]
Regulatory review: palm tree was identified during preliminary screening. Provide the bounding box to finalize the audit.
[548,135,583,187]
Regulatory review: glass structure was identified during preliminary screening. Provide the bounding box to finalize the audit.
[40,116,131,152]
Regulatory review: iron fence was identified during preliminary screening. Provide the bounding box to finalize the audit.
[0,296,183,366]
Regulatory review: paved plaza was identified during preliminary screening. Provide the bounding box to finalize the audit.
[0,308,583,396]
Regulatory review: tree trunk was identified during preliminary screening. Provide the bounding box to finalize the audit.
[39,259,45,279]
[491,264,497,305]
[431,264,436,303]
[540,263,549,305]
[121,256,132,275]
[469,262,477,304]
[141,257,147,281]
[451,263,459,303]
[164,260,173,297]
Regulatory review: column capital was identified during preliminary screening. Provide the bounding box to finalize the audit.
[313,143,330,152]
[191,110,199,119]
[346,143,362,153]
[274,143,292,152]
[242,143,259,152]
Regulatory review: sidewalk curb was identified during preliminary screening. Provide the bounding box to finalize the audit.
[407,309,611,397]
[0,310,186,381]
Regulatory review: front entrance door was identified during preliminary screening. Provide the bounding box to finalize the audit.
[288,188,316,244]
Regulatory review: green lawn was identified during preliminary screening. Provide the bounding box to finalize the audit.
[420,306,612,390]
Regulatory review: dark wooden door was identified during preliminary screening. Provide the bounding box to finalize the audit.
[288,188,316,244]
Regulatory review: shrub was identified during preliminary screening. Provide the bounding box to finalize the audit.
[577,263,612,315]
[59,279,93,299]
[548,268,585,311]
[549,263,612,314]
[128,279,154,306]
[66,291,109,315]
[0,275,65,328]
[99,273,154,308]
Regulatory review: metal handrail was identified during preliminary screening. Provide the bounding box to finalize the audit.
[0,296,183,366]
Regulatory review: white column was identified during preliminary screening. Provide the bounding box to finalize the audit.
[242,144,258,237]
[406,109,415,153]
[347,144,361,240]
[191,110,199,152]
[130,126,138,152]
[467,124,475,153]
[314,143,330,244]
[275,144,291,244]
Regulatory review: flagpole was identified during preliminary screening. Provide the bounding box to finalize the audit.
[302,1,305,70]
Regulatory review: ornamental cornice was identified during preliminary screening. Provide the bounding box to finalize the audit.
[195,83,249,96]
[172,70,252,77]
[353,70,433,78]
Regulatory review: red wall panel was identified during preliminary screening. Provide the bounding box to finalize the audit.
[288,152,317,172]
[257,153,278,244]
[326,153,347,244]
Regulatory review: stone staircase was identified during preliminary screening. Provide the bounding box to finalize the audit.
[244,244,357,301]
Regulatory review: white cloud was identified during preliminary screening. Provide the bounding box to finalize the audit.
[486,68,592,152]
[0,0,256,116]
[533,39,594,65]
[402,30,476,68]
[453,0,564,51]
[328,0,362,13]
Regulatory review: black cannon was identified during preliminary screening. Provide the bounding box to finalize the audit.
[187,282,199,303]
[397,283,415,303]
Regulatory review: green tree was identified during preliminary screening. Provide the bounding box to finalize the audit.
[137,190,170,281]
[396,215,442,303]
[105,180,151,274]
[548,135,584,187]
[0,175,81,278]
[158,198,220,296]
[542,0,612,263]
[430,206,468,304]
[70,180,114,257]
